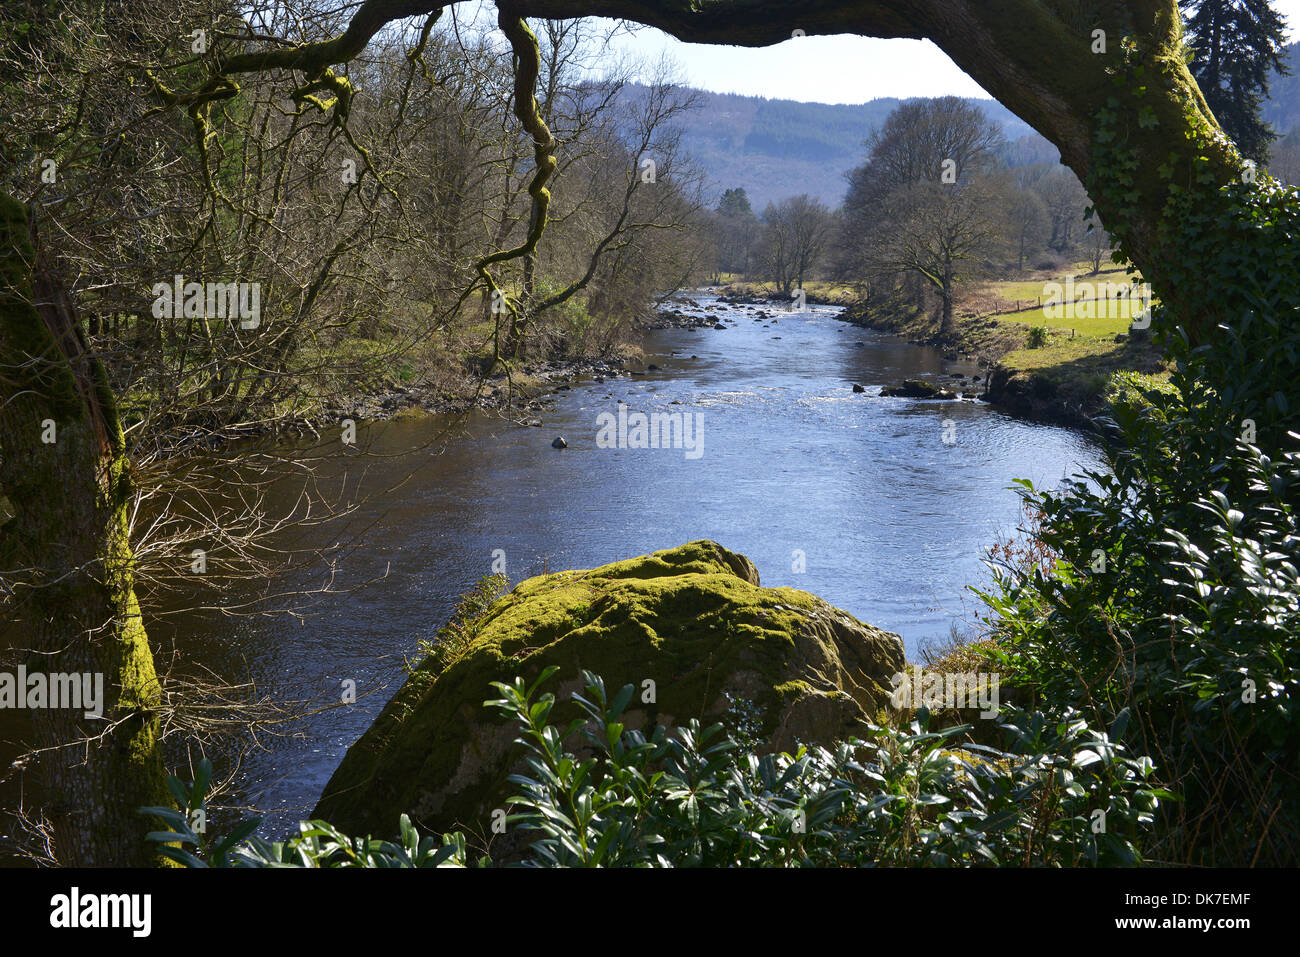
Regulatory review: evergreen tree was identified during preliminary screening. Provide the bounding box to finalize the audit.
[717,187,754,219]
[1180,0,1290,162]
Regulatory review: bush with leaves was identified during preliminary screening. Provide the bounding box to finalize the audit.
[485,668,1164,867]
[141,759,473,868]
[973,172,1300,864]
[147,669,1167,867]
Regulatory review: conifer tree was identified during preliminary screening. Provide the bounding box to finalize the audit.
[1180,0,1290,162]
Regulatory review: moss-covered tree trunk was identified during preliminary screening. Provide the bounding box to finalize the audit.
[0,193,169,867]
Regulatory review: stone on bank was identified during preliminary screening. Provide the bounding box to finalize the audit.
[313,540,904,847]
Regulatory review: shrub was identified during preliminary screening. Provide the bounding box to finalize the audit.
[140,759,473,868]
[977,177,1300,865]
[146,669,1167,867]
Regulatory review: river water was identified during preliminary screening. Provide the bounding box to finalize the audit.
[3,293,1107,840]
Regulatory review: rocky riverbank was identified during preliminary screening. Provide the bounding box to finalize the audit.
[655,292,994,407]
[834,297,1166,430]
[316,354,636,427]
[302,290,1113,442]
[835,300,1092,428]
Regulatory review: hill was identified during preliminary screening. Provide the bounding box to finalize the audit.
[630,84,1036,210]
[1265,41,1300,135]
[643,41,1300,210]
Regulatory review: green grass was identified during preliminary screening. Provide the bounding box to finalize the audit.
[939,260,1168,418]
[1000,332,1126,371]
[991,280,1054,301]
[998,305,1139,337]
[976,261,1157,365]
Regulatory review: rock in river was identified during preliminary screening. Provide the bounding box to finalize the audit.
[881,378,958,400]
[313,541,905,852]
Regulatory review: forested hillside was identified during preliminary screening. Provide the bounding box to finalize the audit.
[1263,40,1300,134]
[622,84,1034,207]
[668,36,1300,210]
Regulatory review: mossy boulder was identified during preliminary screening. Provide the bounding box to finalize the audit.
[313,540,904,845]
[881,378,957,399]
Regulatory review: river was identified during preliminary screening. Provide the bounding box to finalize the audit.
[2,293,1107,841]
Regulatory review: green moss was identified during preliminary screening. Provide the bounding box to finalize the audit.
[773,678,816,704]
[314,541,902,838]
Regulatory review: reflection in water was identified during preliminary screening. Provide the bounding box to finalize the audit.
[0,295,1105,837]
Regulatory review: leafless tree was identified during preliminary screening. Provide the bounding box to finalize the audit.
[838,97,1007,332]
[758,195,834,296]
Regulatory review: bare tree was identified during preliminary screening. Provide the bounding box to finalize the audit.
[839,97,1007,332]
[874,178,1009,335]
[1035,166,1091,256]
[849,97,1004,208]
[1006,185,1050,274]
[759,195,834,295]
[1084,212,1111,275]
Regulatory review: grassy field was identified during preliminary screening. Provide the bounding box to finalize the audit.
[971,261,1164,374]
[962,261,1168,419]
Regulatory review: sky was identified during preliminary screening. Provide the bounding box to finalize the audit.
[455,0,1300,105]
[601,0,1300,103]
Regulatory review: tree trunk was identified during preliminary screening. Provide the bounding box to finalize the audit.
[512,201,542,361]
[0,194,170,867]
[941,259,956,337]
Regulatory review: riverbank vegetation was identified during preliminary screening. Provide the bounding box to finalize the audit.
[2,5,707,449]
[152,672,1166,867]
[698,94,1176,424]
